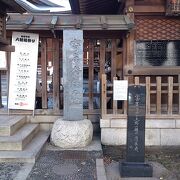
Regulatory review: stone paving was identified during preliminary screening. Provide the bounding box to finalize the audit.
[26,150,102,180]
[0,162,24,180]
[1,139,179,180]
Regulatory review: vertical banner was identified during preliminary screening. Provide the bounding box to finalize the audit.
[8,32,39,110]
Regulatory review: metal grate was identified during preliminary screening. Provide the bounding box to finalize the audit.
[62,151,88,160]
[135,17,180,40]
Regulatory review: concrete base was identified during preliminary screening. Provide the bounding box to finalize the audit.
[50,119,93,148]
[120,162,153,177]
[101,118,180,146]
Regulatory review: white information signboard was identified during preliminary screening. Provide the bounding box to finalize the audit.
[113,80,128,100]
[8,32,39,110]
[0,51,7,70]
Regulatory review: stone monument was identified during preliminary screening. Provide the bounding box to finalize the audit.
[120,85,153,177]
[51,30,93,148]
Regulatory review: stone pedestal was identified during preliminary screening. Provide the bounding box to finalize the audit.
[120,162,153,177]
[51,119,93,148]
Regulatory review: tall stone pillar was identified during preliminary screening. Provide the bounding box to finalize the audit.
[63,30,83,121]
[51,30,93,148]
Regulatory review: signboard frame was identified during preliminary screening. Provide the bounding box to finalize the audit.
[8,32,39,111]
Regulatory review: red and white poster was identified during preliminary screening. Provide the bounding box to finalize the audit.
[8,32,39,110]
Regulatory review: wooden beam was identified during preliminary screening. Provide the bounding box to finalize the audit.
[133,5,165,13]
[6,14,134,31]
[124,67,180,76]
[0,37,9,45]
[69,0,80,14]
[0,45,15,52]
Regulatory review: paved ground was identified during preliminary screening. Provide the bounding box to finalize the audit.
[0,136,103,180]
[26,150,102,180]
[0,162,24,180]
[0,138,180,180]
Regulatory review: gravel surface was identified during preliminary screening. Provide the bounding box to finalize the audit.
[0,162,24,180]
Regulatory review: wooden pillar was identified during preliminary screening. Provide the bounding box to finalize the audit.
[100,39,105,78]
[156,77,162,115]
[0,72,3,108]
[88,40,94,110]
[41,38,48,109]
[111,39,117,81]
[146,77,151,115]
[125,0,135,74]
[101,74,107,118]
[168,77,173,115]
[179,74,180,114]
[52,39,60,111]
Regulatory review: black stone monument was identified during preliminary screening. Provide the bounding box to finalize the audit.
[120,85,153,177]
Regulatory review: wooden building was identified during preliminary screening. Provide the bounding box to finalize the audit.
[2,0,180,145]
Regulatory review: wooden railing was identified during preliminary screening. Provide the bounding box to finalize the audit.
[101,74,180,119]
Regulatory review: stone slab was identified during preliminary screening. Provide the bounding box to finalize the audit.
[46,136,102,152]
[145,129,161,146]
[28,116,59,123]
[101,128,162,146]
[0,131,49,163]
[101,128,126,145]
[0,116,26,136]
[0,124,39,150]
[161,129,180,145]
[63,30,83,121]
[126,116,145,162]
[96,163,106,177]
[100,119,110,128]
[146,120,175,129]
[111,119,127,128]
[176,120,180,128]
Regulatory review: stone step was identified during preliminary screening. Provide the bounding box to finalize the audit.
[0,124,39,150]
[0,131,50,163]
[0,115,26,136]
